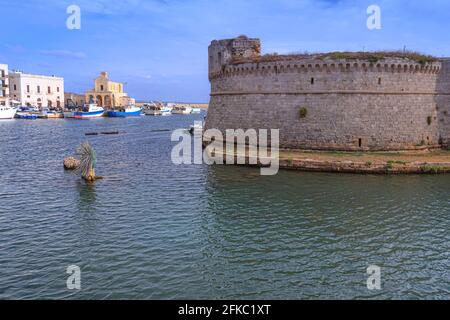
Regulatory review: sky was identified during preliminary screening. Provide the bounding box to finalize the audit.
[1,0,450,102]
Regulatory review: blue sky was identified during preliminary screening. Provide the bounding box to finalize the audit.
[1,0,450,102]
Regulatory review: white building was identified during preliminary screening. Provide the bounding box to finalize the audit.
[9,71,64,108]
[0,64,9,106]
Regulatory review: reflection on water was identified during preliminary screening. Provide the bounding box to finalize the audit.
[0,115,449,299]
[76,181,97,210]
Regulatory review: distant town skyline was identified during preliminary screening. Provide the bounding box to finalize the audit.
[1,0,450,102]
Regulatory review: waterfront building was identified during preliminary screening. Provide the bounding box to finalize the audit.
[64,92,86,108]
[8,71,64,108]
[85,72,135,109]
[0,64,9,106]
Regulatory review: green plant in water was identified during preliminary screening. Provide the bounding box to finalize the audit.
[76,141,97,181]
[299,107,308,119]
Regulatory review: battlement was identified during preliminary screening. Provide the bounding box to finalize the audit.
[209,59,441,81]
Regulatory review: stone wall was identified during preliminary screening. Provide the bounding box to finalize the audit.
[436,60,450,149]
[206,37,449,151]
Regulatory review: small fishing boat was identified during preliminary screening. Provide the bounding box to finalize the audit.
[171,106,192,115]
[46,110,64,119]
[15,112,38,120]
[161,106,172,116]
[65,103,105,119]
[144,104,162,116]
[0,106,17,119]
[191,108,201,114]
[106,105,142,117]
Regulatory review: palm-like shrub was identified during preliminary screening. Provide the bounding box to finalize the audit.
[76,142,97,181]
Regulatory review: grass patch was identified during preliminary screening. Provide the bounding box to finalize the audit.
[420,165,450,173]
[231,50,437,65]
[299,107,308,119]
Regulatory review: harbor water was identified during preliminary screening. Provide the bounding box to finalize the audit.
[0,114,449,299]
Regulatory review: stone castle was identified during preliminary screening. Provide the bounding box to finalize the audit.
[205,36,450,151]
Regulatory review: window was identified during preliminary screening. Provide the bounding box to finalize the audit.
[48,86,51,94]
[100,85,104,91]
[57,87,60,93]
[378,78,382,85]
[27,85,30,93]
[311,78,314,85]
[14,84,17,91]
[358,138,362,148]
[37,86,40,93]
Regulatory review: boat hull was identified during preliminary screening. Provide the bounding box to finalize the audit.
[0,108,17,119]
[172,107,192,115]
[46,113,64,119]
[65,110,105,119]
[15,112,37,119]
[106,110,142,117]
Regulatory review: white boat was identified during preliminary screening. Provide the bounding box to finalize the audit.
[65,103,105,119]
[191,108,201,114]
[144,104,162,116]
[161,106,172,116]
[144,104,172,116]
[171,106,192,115]
[0,106,17,119]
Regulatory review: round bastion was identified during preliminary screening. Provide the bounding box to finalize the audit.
[205,36,450,151]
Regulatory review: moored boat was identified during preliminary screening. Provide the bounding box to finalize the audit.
[106,105,142,117]
[0,106,17,119]
[144,104,162,116]
[15,112,38,120]
[65,103,105,119]
[191,108,201,114]
[46,110,64,119]
[171,106,192,115]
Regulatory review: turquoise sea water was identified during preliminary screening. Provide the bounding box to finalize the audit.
[0,114,449,299]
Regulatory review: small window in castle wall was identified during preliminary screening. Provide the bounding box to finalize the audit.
[378,78,382,85]
[311,78,314,85]
[358,138,362,148]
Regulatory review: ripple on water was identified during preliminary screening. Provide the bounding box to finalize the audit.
[0,116,449,299]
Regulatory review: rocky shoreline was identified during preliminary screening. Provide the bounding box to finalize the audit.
[208,146,450,174]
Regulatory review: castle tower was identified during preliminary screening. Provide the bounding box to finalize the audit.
[208,35,261,79]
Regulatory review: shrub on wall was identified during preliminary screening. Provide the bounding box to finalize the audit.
[299,107,308,119]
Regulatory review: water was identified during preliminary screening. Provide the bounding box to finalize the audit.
[0,115,449,300]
